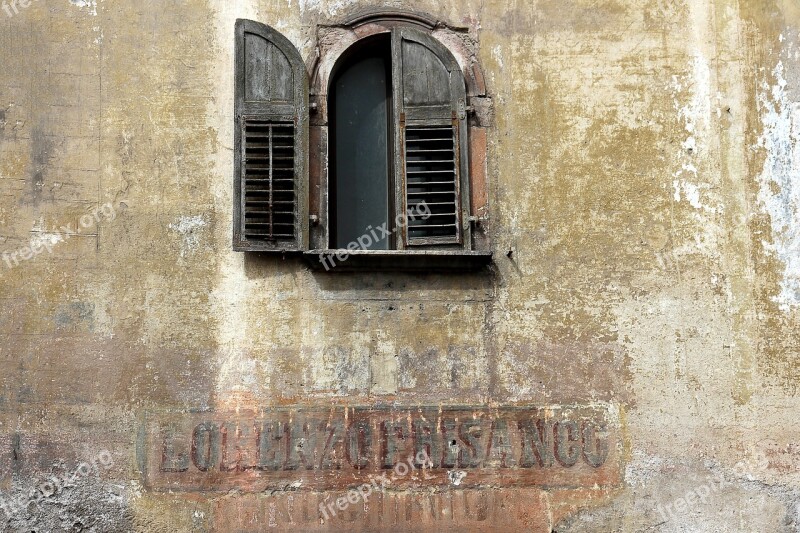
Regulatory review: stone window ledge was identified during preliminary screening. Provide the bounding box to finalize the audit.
[303,249,493,272]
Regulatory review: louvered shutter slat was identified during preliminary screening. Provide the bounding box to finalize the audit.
[242,119,296,242]
[403,124,461,244]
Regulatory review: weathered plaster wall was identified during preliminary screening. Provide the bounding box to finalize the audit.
[0,0,799,531]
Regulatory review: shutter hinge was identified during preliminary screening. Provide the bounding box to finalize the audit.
[457,99,475,120]
[468,215,486,228]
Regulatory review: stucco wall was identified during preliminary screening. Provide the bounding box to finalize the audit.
[0,0,799,531]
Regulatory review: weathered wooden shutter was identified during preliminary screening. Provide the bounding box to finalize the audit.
[234,20,308,252]
[392,28,469,247]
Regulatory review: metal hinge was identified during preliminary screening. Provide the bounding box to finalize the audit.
[457,99,475,121]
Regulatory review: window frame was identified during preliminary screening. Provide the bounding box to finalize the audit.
[233,12,492,271]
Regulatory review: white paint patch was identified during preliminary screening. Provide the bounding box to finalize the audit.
[208,3,275,408]
[448,470,467,486]
[127,480,143,501]
[670,52,722,215]
[673,178,702,210]
[218,356,260,390]
[756,59,800,311]
[492,45,504,69]
[69,0,97,16]
[678,53,712,135]
[299,0,358,16]
[624,453,674,488]
[35,232,65,247]
[168,215,207,257]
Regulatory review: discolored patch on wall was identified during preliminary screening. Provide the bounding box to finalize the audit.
[739,5,800,393]
[54,301,95,333]
[28,127,52,206]
[211,488,552,532]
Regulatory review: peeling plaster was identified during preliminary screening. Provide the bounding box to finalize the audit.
[670,52,722,215]
[297,0,359,16]
[168,215,207,258]
[448,470,467,486]
[757,57,800,311]
[69,0,97,16]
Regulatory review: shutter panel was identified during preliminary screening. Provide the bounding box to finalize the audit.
[392,28,469,248]
[234,20,308,252]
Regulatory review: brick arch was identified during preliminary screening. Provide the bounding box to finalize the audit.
[309,9,487,107]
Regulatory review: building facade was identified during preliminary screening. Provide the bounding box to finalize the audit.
[0,0,799,531]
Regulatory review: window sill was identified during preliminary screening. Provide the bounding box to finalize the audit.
[303,249,493,272]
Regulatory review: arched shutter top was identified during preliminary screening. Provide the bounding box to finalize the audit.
[236,19,308,117]
[394,27,466,122]
[244,33,294,103]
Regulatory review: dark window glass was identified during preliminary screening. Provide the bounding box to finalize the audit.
[329,36,392,249]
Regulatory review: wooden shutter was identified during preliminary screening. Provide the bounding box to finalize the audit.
[392,28,470,248]
[234,19,308,252]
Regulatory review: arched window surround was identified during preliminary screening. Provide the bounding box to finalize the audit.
[306,10,492,260]
[232,10,492,270]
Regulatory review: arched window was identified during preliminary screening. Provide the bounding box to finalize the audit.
[329,34,393,250]
[328,28,470,250]
[233,14,491,271]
